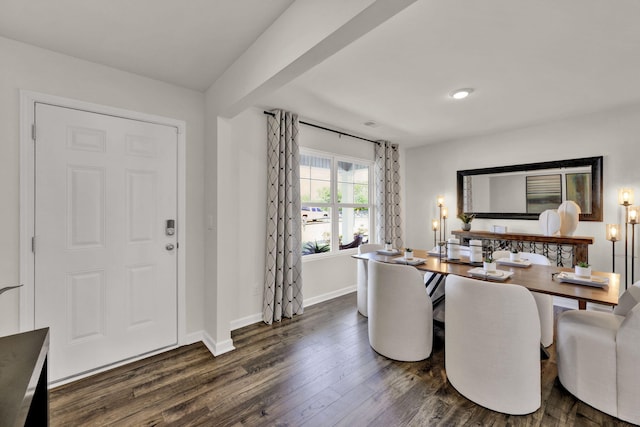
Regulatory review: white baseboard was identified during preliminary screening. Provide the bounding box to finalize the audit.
[304,285,356,307]
[184,330,205,345]
[230,313,263,331]
[229,285,357,331]
[202,331,235,356]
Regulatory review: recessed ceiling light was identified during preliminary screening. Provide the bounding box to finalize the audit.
[450,88,474,100]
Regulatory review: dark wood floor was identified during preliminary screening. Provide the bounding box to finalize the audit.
[50,293,632,426]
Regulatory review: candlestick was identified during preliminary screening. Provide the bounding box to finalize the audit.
[607,223,620,273]
[432,219,439,247]
[437,196,445,244]
[442,207,448,240]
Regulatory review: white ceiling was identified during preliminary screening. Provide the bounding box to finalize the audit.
[261,0,640,146]
[0,0,294,91]
[3,0,640,147]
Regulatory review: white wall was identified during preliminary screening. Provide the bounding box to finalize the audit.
[0,36,206,337]
[405,103,640,295]
[222,108,375,329]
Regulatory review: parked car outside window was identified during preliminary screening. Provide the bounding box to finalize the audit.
[301,207,328,221]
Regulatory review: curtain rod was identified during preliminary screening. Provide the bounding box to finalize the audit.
[263,111,379,145]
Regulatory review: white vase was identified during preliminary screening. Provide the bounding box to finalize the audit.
[385,243,392,251]
[483,261,497,273]
[510,252,520,262]
[575,265,592,278]
[558,201,581,236]
[539,209,561,236]
[405,250,413,260]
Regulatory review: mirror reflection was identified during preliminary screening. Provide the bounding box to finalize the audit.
[457,157,603,221]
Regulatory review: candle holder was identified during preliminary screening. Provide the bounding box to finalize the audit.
[619,188,634,206]
[432,219,439,248]
[629,206,638,283]
[442,207,448,240]
[437,195,444,244]
[437,240,446,262]
[620,188,635,288]
[607,224,620,273]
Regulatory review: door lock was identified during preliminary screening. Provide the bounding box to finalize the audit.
[166,219,175,236]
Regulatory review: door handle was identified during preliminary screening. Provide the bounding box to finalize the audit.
[166,243,175,251]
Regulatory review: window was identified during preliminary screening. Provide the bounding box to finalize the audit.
[300,151,372,256]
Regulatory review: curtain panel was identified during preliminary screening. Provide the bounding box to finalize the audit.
[375,141,403,248]
[263,110,304,324]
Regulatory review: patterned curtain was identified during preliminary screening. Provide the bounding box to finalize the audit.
[263,110,304,324]
[375,141,403,248]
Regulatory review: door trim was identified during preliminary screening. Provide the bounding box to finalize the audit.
[19,90,187,351]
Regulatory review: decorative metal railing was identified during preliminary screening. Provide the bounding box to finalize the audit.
[451,230,593,268]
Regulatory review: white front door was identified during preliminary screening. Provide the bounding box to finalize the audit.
[34,103,178,382]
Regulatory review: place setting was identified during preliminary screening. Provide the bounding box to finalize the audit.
[495,251,533,267]
[553,262,610,288]
[393,248,426,266]
[467,256,514,281]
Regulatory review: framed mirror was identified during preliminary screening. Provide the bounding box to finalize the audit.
[457,156,603,221]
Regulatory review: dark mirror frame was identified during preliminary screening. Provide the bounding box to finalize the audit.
[457,156,603,221]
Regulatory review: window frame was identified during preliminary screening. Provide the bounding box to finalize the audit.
[300,148,374,258]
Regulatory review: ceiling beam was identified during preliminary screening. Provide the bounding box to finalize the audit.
[206,0,418,118]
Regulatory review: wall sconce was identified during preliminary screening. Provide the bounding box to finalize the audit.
[607,223,620,273]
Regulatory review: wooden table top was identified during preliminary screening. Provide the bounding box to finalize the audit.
[354,249,620,307]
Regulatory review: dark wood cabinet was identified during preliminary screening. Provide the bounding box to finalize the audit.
[0,328,49,426]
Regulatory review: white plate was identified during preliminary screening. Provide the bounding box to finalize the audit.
[427,247,446,257]
[393,257,426,266]
[468,267,514,281]
[556,272,609,287]
[377,249,401,255]
[496,258,532,268]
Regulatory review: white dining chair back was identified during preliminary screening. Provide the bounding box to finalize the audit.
[491,250,554,347]
[557,282,640,424]
[491,250,551,266]
[368,260,433,361]
[356,244,383,317]
[445,275,541,415]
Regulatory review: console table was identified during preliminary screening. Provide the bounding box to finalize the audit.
[0,328,49,426]
[452,230,594,267]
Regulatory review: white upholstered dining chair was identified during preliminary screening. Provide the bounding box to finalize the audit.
[445,275,541,415]
[356,243,383,317]
[492,250,554,347]
[368,260,433,361]
[556,282,640,424]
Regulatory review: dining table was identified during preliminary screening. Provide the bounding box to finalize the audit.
[353,248,620,310]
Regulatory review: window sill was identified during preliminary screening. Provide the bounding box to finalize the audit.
[302,248,358,262]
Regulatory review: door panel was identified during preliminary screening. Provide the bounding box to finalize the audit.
[34,103,178,381]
